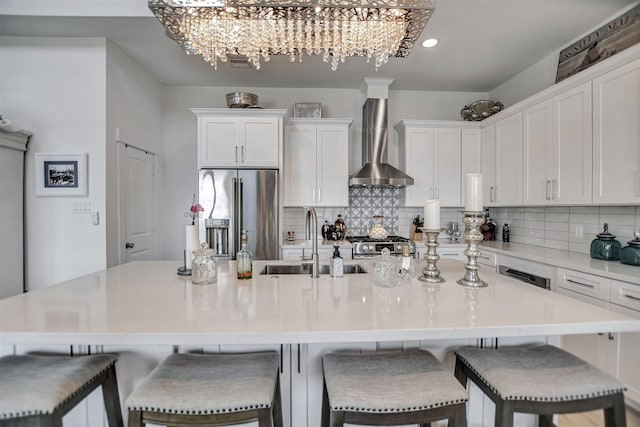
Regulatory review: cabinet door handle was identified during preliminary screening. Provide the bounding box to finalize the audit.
[545,180,551,200]
[280,344,283,374]
[241,145,245,162]
[566,278,595,288]
[297,344,301,374]
[552,179,558,200]
[490,187,495,203]
[435,187,439,199]
[623,293,640,302]
[235,146,239,163]
[608,333,615,341]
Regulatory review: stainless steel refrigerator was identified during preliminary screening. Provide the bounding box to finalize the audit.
[198,169,279,260]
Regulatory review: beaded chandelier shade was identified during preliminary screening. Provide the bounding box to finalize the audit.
[148,0,435,70]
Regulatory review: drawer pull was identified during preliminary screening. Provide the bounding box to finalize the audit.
[479,255,491,260]
[623,293,640,302]
[566,279,595,288]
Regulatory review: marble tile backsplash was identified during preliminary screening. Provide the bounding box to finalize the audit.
[283,189,640,254]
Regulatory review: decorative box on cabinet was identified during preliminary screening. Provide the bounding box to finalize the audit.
[523,82,592,205]
[284,118,352,207]
[396,120,472,207]
[192,108,287,169]
[592,58,640,204]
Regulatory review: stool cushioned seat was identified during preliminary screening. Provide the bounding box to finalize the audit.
[0,354,118,418]
[323,349,468,413]
[454,344,627,427]
[126,352,280,415]
[454,345,625,402]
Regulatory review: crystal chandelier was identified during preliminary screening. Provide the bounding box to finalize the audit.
[148,0,435,71]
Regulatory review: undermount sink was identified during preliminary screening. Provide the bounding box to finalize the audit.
[259,263,367,275]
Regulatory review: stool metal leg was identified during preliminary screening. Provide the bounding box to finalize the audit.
[272,374,284,427]
[128,410,144,427]
[538,414,554,427]
[321,378,331,427]
[494,400,515,427]
[604,392,627,427]
[256,408,272,427]
[103,364,125,427]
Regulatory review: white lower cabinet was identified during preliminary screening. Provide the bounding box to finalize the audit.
[556,269,640,408]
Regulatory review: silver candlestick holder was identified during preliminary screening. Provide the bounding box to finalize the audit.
[418,228,446,283]
[457,211,488,288]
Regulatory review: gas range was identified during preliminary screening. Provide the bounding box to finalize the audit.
[346,236,416,258]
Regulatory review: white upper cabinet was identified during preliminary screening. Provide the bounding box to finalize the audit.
[396,121,463,207]
[192,108,287,169]
[284,119,353,207]
[482,113,523,206]
[592,58,640,204]
[523,82,592,205]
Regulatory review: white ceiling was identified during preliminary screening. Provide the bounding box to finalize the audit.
[1,0,637,91]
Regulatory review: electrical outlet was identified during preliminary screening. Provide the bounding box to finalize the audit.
[574,225,584,239]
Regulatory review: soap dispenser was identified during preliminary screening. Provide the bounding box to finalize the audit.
[329,245,344,277]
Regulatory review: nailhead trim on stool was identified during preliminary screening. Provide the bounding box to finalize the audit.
[454,344,627,427]
[0,354,124,426]
[322,349,468,427]
[126,352,282,427]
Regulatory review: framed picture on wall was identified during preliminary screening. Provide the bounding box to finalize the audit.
[35,153,88,196]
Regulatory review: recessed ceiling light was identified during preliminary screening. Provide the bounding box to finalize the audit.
[422,38,438,48]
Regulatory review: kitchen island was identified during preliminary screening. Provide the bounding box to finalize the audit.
[1,259,639,427]
[1,259,638,346]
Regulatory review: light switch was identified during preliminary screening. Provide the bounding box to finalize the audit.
[574,225,583,238]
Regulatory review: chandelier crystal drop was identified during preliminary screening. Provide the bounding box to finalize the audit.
[149,0,435,71]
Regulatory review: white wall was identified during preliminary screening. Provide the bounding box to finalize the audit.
[105,41,164,267]
[0,36,107,291]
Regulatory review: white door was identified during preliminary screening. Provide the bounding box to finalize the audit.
[119,144,156,263]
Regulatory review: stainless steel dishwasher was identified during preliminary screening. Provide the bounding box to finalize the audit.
[498,265,551,290]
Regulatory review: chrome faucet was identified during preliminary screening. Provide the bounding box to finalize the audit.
[304,207,320,278]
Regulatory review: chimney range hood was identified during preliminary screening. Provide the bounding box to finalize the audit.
[349,98,414,187]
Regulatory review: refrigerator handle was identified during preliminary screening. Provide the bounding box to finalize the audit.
[233,177,240,259]
[238,178,244,250]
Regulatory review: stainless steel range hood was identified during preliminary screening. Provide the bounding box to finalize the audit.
[349,98,414,187]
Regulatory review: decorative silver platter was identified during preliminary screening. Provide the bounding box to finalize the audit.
[460,100,504,121]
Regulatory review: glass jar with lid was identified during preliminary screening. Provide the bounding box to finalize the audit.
[373,248,400,287]
[191,247,217,285]
[590,223,622,261]
[368,215,388,239]
[620,231,640,266]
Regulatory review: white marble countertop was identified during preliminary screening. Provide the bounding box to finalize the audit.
[1,259,639,347]
[479,242,640,284]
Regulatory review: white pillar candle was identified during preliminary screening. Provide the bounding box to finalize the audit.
[186,224,200,267]
[423,199,440,230]
[464,173,483,212]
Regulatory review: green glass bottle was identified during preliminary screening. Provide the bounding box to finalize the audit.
[236,230,253,280]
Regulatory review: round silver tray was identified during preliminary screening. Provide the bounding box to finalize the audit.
[460,100,504,121]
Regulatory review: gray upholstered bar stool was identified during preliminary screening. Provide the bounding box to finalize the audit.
[0,354,124,427]
[321,349,468,427]
[126,352,282,427]
[454,345,627,427]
